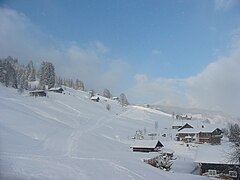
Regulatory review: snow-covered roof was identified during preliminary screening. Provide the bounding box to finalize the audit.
[172,120,190,126]
[130,140,162,148]
[91,96,99,100]
[172,120,205,128]
[177,122,220,134]
[49,87,63,91]
[177,128,200,134]
[195,143,238,165]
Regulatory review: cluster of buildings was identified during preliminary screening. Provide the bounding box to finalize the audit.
[29,87,64,97]
[129,117,239,179]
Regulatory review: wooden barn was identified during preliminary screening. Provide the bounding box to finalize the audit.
[49,87,64,93]
[130,140,163,153]
[91,96,100,102]
[29,90,46,97]
[195,144,240,179]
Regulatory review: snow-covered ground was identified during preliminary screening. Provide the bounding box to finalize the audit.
[0,85,221,179]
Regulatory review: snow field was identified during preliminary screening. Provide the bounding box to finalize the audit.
[0,86,209,179]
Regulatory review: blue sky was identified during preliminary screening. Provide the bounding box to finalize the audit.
[2,0,239,78]
[1,0,240,115]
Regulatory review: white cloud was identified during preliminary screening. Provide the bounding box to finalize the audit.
[184,46,240,116]
[134,74,148,83]
[214,0,239,10]
[127,74,187,106]
[95,41,109,54]
[1,7,240,116]
[127,41,240,116]
[0,7,129,94]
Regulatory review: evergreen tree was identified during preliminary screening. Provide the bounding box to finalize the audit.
[75,79,84,91]
[26,61,36,81]
[0,58,18,88]
[103,88,111,98]
[55,76,63,87]
[0,60,4,83]
[119,93,129,106]
[38,61,55,89]
[15,63,29,90]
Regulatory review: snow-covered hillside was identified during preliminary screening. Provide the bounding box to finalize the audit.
[0,85,210,179]
[151,105,238,125]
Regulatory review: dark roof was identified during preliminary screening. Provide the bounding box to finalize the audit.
[178,123,194,131]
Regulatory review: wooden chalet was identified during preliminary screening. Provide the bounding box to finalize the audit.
[49,87,64,93]
[176,123,223,144]
[130,140,163,153]
[195,144,240,179]
[29,90,46,97]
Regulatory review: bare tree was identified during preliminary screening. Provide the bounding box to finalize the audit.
[228,123,240,163]
[106,104,111,111]
[230,143,240,163]
[89,89,95,98]
[155,121,158,132]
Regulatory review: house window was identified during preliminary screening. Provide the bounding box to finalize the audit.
[229,171,237,178]
[208,170,217,176]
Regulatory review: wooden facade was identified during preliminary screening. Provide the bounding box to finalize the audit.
[29,90,46,97]
[130,140,163,153]
[176,123,223,144]
[199,163,240,179]
[172,125,182,129]
[49,87,64,93]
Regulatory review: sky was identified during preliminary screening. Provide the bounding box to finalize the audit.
[0,0,240,116]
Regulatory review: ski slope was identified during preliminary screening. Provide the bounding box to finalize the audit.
[0,85,209,179]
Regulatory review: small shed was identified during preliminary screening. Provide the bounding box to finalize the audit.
[112,97,119,100]
[130,140,163,153]
[91,96,100,102]
[49,87,64,93]
[29,90,46,97]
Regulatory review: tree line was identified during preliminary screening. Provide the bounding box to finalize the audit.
[0,56,129,105]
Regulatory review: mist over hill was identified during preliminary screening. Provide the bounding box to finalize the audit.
[150,104,238,125]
